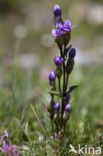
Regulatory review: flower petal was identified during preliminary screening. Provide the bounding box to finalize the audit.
[71,24,78,29]
[51,29,57,36]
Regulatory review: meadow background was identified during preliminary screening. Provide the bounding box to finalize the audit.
[0,0,103,155]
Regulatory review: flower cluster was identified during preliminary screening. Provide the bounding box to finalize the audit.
[51,20,77,37]
[48,4,77,137]
[51,4,77,49]
[0,131,20,156]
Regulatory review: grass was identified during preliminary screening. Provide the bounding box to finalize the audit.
[0,52,103,155]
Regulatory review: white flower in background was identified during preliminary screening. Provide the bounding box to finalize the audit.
[41,34,54,48]
[38,136,44,142]
[14,25,28,39]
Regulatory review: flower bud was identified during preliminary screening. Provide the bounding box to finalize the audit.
[63,104,71,120]
[49,71,56,85]
[63,94,71,105]
[53,4,62,17]
[54,103,60,114]
[54,56,63,66]
[66,48,76,74]
[69,48,76,60]
[65,104,71,112]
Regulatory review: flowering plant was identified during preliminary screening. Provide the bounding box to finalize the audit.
[0,131,20,156]
[48,4,78,137]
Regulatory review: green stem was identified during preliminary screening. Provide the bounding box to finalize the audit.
[66,74,69,91]
[62,61,66,96]
[58,78,61,95]
[51,95,54,135]
[61,46,67,126]
[52,120,54,135]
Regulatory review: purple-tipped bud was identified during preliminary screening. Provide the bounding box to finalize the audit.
[54,56,63,66]
[53,4,62,17]
[54,103,60,113]
[49,71,56,85]
[63,104,71,120]
[69,48,76,59]
[65,104,71,112]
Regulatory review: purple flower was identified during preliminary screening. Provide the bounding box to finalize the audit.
[49,71,56,85]
[0,140,9,153]
[69,48,76,59]
[54,103,60,113]
[8,144,20,156]
[51,23,66,37]
[51,20,77,37]
[65,104,71,113]
[53,4,62,17]
[63,20,71,31]
[51,29,63,37]
[50,136,54,140]
[54,56,63,66]
[63,20,78,31]
[54,133,58,138]
[0,140,20,156]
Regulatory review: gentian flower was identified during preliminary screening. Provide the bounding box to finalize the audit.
[51,20,77,37]
[49,71,56,85]
[63,20,71,31]
[51,28,63,37]
[49,4,78,136]
[51,23,65,37]
[53,4,62,17]
[54,56,63,66]
[54,103,60,114]
[63,20,77,31]
[69,48,76,60]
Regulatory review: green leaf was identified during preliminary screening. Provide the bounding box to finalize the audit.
[66,59,74,75]
[67,85,78,94]
[47,90,62,98]
[65,45,72,56]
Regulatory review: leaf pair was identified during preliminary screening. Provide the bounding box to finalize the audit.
[47,85,78,97]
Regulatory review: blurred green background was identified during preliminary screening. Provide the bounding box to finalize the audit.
[0,0,103,155]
